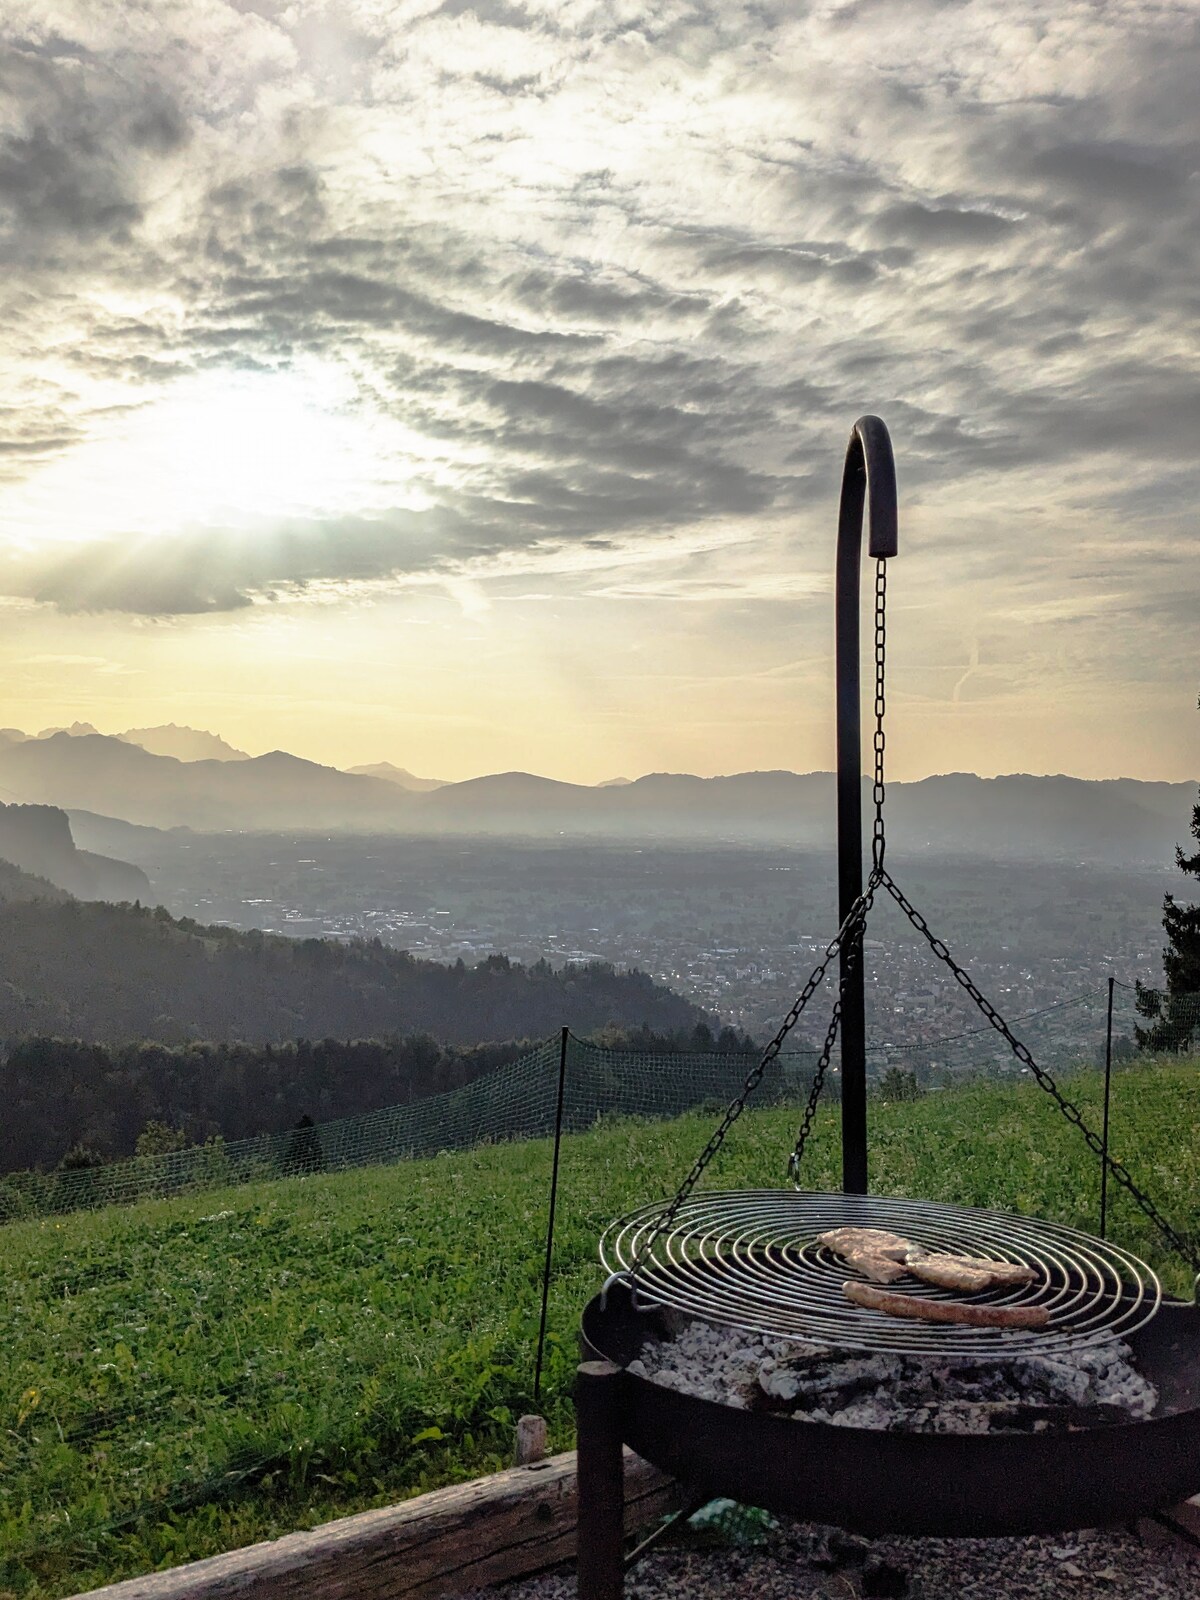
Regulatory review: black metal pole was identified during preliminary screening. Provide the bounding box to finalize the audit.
[575,1359,626,1600]
[1100,976,1115,1239]
[835,416,898,1196]
[534,1026,570,1403]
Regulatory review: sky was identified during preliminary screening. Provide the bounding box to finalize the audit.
[0,0,1197,785]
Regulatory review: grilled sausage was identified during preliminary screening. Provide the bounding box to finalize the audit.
[843,1280,1050,1329]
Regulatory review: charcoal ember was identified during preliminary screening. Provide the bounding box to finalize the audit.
[758,1364,806,1403]
[632,1320,830,1410]
[631,1317,1158,1434]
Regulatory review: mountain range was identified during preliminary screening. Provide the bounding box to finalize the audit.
[0,725,1193,863]
[0,721,249,762]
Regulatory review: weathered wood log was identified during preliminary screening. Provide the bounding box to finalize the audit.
[68,1448,679,1600]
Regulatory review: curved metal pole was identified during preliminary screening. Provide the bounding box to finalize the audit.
[836,416,897,1195]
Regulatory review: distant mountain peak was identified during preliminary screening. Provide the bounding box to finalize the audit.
[119,724,250,763]
[38,721,100,738]
[346,762,447,792]
[0,733,1192,859]
[252,749,339,772]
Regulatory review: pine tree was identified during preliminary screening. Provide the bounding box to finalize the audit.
[282,1113,324,1175]
[1136,765,1200,1052]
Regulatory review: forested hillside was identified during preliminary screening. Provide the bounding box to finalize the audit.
[0,858,68,904]
[2,1035,528,1171]
[0,893,708,1049]
[2,1023,749,1174]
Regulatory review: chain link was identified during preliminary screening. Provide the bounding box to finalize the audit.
[627,876,880,1279]
[872,556,887,871]
[787,1002,841,1185]
[787,878,876,1181]
[879,867,1199,1271]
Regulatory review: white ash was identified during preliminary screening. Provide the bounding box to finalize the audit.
[626,1317,1157,1433]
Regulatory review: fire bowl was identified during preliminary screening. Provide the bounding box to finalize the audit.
[580,1279,1200,1537]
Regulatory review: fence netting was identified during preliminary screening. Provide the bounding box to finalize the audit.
[3,986,1197,1223]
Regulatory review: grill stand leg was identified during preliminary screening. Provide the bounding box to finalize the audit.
[576,1359,626,1600]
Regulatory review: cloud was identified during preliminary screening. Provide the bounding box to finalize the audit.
[11,507,471,615]
[1024,141,1191,210]
[0,0,1194,728]
[0,40,192,251]
[872,201,1019,247]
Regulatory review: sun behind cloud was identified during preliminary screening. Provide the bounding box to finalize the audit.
[0,0,1196,781]
[6,364,436,547]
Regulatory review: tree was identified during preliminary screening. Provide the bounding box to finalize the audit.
[135,1120,190,1157]
[876,1067,922,1102]
[282,1114,324,1175]
[57,1142,106,1171]
[1136,760,1200,1052]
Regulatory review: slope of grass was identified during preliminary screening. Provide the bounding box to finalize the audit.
[3,1060,1197,1598]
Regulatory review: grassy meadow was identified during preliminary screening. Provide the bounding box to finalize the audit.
[3,1059,1198,1599]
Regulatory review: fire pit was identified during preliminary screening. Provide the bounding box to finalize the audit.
[579,1194,1199,1546]
[579,1276,1200,1534]
[572,419,1200,1600]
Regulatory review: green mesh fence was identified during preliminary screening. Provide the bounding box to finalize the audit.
[866,982,1200,1087]
[3,988,1198,1592]
[4,987,1198,1223]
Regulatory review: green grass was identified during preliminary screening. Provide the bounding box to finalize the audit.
[3,1060,1198,1598]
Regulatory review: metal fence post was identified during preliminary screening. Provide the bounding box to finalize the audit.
[1100,976,1115,1239]
[534,1028,570,1403]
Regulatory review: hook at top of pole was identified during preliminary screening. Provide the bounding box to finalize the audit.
[842,414,898,558]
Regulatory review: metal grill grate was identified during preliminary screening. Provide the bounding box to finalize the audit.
[601,1190,1162,1356]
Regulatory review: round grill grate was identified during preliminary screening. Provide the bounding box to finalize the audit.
[601,1190,1162,1356]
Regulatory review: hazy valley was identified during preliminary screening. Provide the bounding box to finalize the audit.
[0,720,1191,1082]
[68,816,1185,1056]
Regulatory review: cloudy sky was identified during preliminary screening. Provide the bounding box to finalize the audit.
[1,0,1197,783]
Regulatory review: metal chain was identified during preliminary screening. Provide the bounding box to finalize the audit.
[879,867,1199,1271]
[626,875,880,1279]
[872,555,887,871]
[787,877,877,1180]
[787,1001,841,1185]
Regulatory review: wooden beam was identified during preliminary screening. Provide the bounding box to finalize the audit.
[68,1449,679,1600]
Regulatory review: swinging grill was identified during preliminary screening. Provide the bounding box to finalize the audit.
[599,1189,1161,1356]
[574,417,1200,1599]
